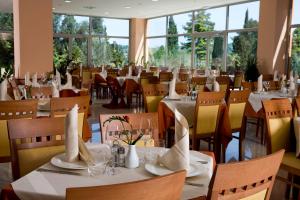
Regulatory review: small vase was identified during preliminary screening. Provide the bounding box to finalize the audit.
[125,145,139,168]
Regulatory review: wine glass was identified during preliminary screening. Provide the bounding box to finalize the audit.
[264,81,270,92]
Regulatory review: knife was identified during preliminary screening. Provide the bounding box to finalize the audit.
[37,168,83,176]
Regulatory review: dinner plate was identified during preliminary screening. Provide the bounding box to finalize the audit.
[51,153,87,170]
[145,163,204,177]
[164,96,181,101]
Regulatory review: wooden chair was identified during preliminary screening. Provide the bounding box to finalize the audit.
[216,76,230,93]
[8,117,65,180]
[50,96,90,140]
[59,89,79,97]
[207,150,284,200]
[159,72,173,82]
[191,77,207,92]
[232,72,244,90]
[262,99,300,197]
[191,92,225,152]
[142,84,168,112]
[263,74,274,81]
[241,81,254,91]
[94,74,109,99]
[175,82,189,95]
[66,170,186,200]
[0,99,38,162]
[226,90,250,161]
[178,73,189,82]
[30,86,52,98]
[99,112,159,145]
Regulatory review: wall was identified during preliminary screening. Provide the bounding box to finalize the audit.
[13,0,53,78]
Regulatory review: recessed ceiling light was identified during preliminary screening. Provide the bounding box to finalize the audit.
[152,0,159,1]
[52,7,56,10]
[64,0,72,3]
[104,12,109,15]
[124,6,131,9]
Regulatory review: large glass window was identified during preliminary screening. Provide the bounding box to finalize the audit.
[53,14,129,66]
[148,38,166,67]
[291,28,300,72]
[292,0,300,25]
[194,7,226,32]
[228,1,260,30]
[147,17,166,37]
[146,1,259,70]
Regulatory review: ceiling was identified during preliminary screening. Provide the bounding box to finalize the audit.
[0,0,248,18]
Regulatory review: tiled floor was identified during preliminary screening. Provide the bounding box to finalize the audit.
[0,98,293,199]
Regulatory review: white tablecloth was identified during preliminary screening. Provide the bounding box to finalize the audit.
[162,96,196,126]
[12,144,213,200]
[248,91,294,112]
[116,76,139,86]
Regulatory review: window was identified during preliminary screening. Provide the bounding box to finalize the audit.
[53,14,130,66]
[194,7,226,32]
[291,28,300,72]
[148,38,166,67]
[228,1,260,30]
[147,17,166,37]
[167,13,191,35]
[292,0,300,25]
[167,36,191,67]
[146,1,260,70]
[0,13,13,31]
[227,31,258,71]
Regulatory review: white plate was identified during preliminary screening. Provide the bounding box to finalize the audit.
[145,163,204,177]
[164,96,181,101]
[51,153,87,170]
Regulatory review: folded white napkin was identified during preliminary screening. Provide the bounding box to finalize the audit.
[127,66,132,77]
[51,81,60,98]
[56,70,61,89]
[158,109,190,171]
[61,72,72,90]
[0,79,8,101]
[65,105,79,162]
[100,67,107,79]
[273,70,278,81]
[169,77,181,99]
[214,81,220,92]
[32,73,40,87]
[205,68,210,77]
[25,72,32,86]
[257,75,263,92]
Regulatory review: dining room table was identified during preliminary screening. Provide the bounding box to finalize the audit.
[157,96,232,163]
[1,144,215,200]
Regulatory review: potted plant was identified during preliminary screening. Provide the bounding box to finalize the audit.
[244,55,260,82]
[103,115,144,168]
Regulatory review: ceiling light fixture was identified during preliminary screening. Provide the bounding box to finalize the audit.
[152,0,159,2]
[52,7,56,10]
[124,6,131,9]
[104,12,109,15]
[64,0,72,3]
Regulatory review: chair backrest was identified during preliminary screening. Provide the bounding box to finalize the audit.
[142,84,168,112]
[159,72,173,82]
[99,112,159,145]
[193,92,225,137]
[82,71,91,82]
[263,74,273,81]
[50,96,90,118]
[178,73,189,82]
[59,89,80,97]
[233,72,244,89]
[31,87,52,98]
[0,99,38,162]
[227,90,250,130]
[191,77,207,85]
[207,150,284,200]
[8,117,66,180]
[262,99,293,154]
[66,170,186,200]
[241,81,254,91]
[175,82,189,95]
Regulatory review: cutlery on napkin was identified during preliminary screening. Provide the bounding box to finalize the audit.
[158,109,190,171]
[65,104,95,164]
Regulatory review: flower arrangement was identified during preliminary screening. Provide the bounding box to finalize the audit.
[103,116,144,145]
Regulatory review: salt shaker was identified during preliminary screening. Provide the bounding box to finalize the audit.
[118,146,125,167]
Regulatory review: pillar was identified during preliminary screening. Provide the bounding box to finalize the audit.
[129,18,146,65]
[257,0,291,75]
[13,0,53,78]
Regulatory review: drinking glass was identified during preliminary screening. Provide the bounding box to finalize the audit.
[87,148,109,177]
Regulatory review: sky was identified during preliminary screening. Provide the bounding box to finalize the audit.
[293,0,300,24]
